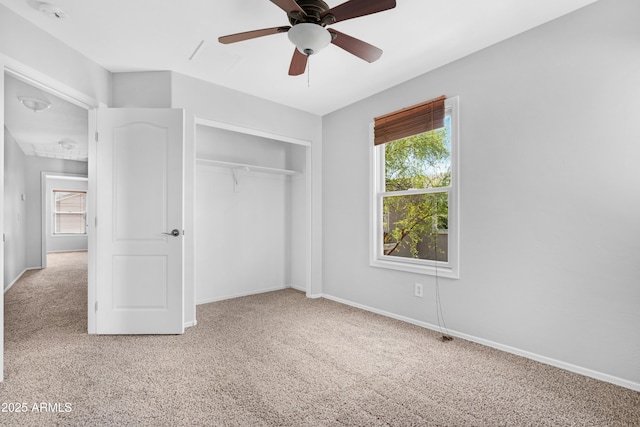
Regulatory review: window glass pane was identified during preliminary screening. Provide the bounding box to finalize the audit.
[54,191,86,234]
[382,192,448,262]
[384,117,450,191]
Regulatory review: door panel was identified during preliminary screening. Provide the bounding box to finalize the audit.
[96,108,184,334]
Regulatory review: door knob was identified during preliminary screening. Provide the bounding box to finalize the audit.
[162,229,180,237]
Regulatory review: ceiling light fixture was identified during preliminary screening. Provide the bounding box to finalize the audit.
[37,2,67,19]
[287,23,331,56]
[58,140,78,151]
[18,96,52,112]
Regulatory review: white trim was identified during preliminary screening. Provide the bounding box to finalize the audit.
[4,64,98,111]
[184,320,198,328]
[290,285,323,299]
[370,96,460,279]
[379,187,451,197]
[194,117,312,147]
[3,267,40,293]
[371,258,457,278]
[322,293,640,392]
[196,285,291,305]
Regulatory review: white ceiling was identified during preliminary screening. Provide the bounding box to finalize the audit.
[4,73,88,161]
[1,0,598,117]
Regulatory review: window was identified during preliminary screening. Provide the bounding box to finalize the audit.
[371,96,459,278]
[53,190,87,235]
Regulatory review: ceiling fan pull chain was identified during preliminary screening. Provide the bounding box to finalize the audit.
[307,54,311,88]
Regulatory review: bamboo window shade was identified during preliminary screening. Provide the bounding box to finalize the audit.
[373,95,446,146]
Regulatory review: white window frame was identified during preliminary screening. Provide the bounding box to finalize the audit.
[52,190,88,236]
[370,96,459,278]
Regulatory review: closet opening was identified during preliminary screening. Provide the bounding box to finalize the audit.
[194,120,311,304]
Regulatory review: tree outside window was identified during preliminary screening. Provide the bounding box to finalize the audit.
[372,96,459,277]
[382,123,450,262]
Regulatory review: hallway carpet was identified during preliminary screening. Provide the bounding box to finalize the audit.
[1,252,638,426]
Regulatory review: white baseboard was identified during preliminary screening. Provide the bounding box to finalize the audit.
[196,285,290,305]
[184,320,198,328]
[284,285,323,299]
[4,267,40,294]
[322,294,640,392]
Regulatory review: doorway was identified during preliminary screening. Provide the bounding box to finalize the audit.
[2,65,95,380]
[3,70,90,276]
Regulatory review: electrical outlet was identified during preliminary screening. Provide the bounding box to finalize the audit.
[414,283,423,298]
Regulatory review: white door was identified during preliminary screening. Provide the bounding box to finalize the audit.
[96,108,184,334]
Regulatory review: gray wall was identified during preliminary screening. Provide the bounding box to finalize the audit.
[112,71,172,108]
[3,130,88,288]
[25,157,88,268]
[322,0,640,388]
[3,127,27,290]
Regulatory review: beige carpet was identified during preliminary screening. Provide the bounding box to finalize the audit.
[1,252,638,426]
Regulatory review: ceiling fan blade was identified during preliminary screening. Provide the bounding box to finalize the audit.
[218,26,290,44]
[328,29,382,63]
[322,0,396,24]
[270,0,307,16]
[288,48,308,76]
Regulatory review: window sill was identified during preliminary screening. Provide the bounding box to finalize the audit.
[370,258,459,279]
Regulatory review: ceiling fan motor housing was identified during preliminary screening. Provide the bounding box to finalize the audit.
[288,0,333,25]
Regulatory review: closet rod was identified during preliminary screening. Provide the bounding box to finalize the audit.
[196,158,299,176]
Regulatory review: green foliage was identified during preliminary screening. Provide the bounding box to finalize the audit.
[383,129,450,260]
[384,129,450,191]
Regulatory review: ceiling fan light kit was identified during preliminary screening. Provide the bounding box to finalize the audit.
[218,0,396,75]
[287,23,331,55]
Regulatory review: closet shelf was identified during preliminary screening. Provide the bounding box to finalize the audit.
[196,158,299,176]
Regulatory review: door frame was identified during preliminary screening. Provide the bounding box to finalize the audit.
[1,57,102,382]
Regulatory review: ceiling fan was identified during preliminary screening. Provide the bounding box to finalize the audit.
[218,0,397,76]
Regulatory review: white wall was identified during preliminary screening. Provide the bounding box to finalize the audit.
[322,0,640,389]
[0,6,110,105]
[3,127,27,291]
[25,157,88,268]
[112,71,171,108]
[45,176,88,253]
[196,167,289,302]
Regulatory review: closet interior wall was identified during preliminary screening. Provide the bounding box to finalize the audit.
[195,124,308,304]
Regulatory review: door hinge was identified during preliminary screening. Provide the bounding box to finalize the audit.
[95,301,98,312]
[95,131,99,142]
[95,217,98,227]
